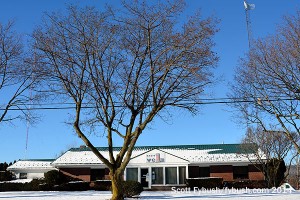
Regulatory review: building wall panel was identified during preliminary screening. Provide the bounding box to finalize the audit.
[210,165,233,181]
[248,164,264,180]
[60,168,91,182]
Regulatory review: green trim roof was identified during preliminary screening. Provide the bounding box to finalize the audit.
[69,143,256,154]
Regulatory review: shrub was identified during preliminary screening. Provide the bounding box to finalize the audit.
[266,159,286,187]
[38,183,53,191]
[54,181,90,191]
[186,177,223,189]
[92,180,112,191]
[27,179,43,190]
[0,178,92,192]
[0,183,24,191]
[232,180,267,189]
[0,171,13,181]
[121,180,143,198]
[0,179,44,191]
[44,170,81,186]
[44,170,62,185]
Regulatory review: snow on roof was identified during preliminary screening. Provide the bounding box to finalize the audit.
[52,144,259,166]
[52,149,148,166]
[7,159,56,171]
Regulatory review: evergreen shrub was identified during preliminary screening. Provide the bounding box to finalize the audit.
[121,180,143,198]
[186,177,223,189]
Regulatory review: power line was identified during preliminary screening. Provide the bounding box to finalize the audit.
[0,97,297,111]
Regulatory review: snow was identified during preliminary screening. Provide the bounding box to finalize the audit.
[0,179,32,183]
[8,160,55,170]
[53,147,257,167]
[51,144,257,167]
[0,190,299,200]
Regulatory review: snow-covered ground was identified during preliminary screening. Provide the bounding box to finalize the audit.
[0,190,300,200]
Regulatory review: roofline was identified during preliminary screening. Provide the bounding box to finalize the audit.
[131,148,189,162]
[18,159,55,162]
[69,143,249,151]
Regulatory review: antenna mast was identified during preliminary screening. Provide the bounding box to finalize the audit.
[24,46,35,159]
[244,0,259,126]
[24,90,32,159]
[244,0,255,49]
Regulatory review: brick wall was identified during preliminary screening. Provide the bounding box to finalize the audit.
[60,168,91,182]
[210,165,233,181]
[248,164,264,180]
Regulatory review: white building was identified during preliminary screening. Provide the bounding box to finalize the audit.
[7,159,56,179]
[7,144,265,189]
[51,144,264,189]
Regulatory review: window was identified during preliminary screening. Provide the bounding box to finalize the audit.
[179,166,186,184]
[233,166,249,179]
[152,167,163,184]
[199,167,210,177]
[91,169,105,181]
[19,173,27,179]
[126,168,138,181]
[188,166,199,178]
[165,167,177,184]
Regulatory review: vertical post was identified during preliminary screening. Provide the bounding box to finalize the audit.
[148,167,151,189]
[163,166,166,185]
[186,165,188,179]
[138,167,141,183]
[177,166,180,185]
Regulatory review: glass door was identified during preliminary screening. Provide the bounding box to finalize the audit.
[140,168,149,188]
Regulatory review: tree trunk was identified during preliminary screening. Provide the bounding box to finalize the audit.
[110,170,123,200]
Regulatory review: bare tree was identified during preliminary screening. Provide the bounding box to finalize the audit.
[230,10,300,155]
[33,1,218,199]
[241,126,297,187]
[0,21,39,124]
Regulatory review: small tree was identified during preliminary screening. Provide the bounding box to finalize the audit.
[266,158,286,187]
[241,126,295,187]
[33,1,219,199]
[0,162,10,171]
[0,162,13,181]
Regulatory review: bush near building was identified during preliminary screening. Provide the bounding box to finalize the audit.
[0,179,42,191]
[121,180,143,198]
[0,171,12,181]
[0,162,14,181]
[186,177,268,189]
[230,180,267,189]
[44,170,82,185]
[186,177,223,189]
[0,176,142,195]
[91,180,112,191]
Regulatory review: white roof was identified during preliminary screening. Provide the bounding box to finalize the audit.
[52,144,260,167]
[7,160,56,171]
[52,149,150,166]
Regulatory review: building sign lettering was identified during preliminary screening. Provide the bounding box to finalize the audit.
[146,153,164,163]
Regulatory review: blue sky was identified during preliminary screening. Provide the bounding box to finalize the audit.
[0,0,299,163]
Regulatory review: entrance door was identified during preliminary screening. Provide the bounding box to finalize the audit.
[140,168,149,188]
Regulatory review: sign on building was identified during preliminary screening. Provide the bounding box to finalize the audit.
[146,153,165,163]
